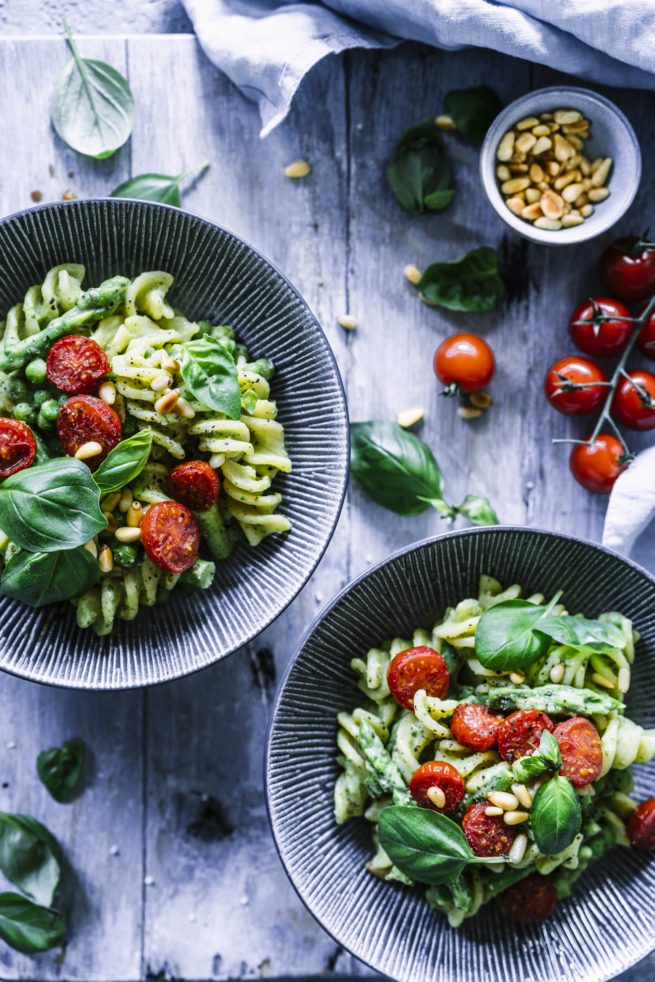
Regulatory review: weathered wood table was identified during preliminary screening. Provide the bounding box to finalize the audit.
[0,32,653,982]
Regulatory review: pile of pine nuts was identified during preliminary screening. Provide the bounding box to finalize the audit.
[496,108,612,231]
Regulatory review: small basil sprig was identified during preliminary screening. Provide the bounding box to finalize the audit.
[387,119,454,215]
[93,429,153,494]
[37,739,85,803]
[530,775,581,855]
[0,814,61,908]
[0,459,106,553]
[0,894,65,954]
[417,247,505,312]
[444,86,503,144]
[1,547,99,608]
[180,336,241,419]
[111,162,209,206]
[350,422,497,524]
[512,730,562,783]
[51,21,134,158]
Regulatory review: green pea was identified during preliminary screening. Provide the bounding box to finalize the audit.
[40,399,61,422]
[113,544,138,568]
[32,389,50,408]
[36,408,54,431]
[12,402,37,424]
[25,358,47,384]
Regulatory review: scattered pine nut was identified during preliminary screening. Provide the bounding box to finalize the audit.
[550,663,565,683]
[75,440,103,460]
[102,491,121,513]
[151,373,172,392]
[457,406,482,420]
[397,407,425,428]
[83,540,98,559]
[162,356,180,373]
[496,165,511,182]
[509,671,525,685]
[403,264,422,286]
[435,114,456,131]
[98,381,116,405]
[617,667,631,693]
[426,786,446,809]
[591,157,612,187]
[284,159,311,179]
[509,833,528,864]
[337,314,358,331]
[118,488,133,513]
[115,526,142,543]
[485,806,504,817]
[173,396,196,419]
[562,214,584,228]
[469,391,493,410]
[103,511,117,534]
[488,791,519,811]
[496,131,515,161]
[591,672,616,691]
[506,196,526,217]
[154,388,181,414]
[127,501,143,528]
[511,783,533,809]
[62,190,76,201]
[504,810,530,826]
[98,545,114,573]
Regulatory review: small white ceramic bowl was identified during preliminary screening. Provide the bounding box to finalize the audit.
[480,86,641,246]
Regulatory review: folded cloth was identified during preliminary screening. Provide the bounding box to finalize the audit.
[182,0,655,135]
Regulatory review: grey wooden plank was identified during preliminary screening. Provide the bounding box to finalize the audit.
[0,38,144,982]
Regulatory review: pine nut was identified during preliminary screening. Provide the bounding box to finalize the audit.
[435,114,456,131]
[588,187,610,203]
[154,388,181,414]
[75,440,103,460]
[103,511,117,533]
[115,526,141,543]
[501,177,530,195]
[504,810,530,826]
[284,159,311,179]
[591,157,612,187]
[548,121,560,133]
[521,202,543,221]
[509,672,525,685]
[564,154,582,173]
[426,786,446,809]
[98,381,116,405]
[579,158,591,176]
[525,187,541,204]
[496,131,515,161]
[337,314,357,331]
[162,356,180,373]
[403,264,421,286]
[101,492,121,513]
[528,163,544,183]
[553,134,575,162]
[457,406,482,420]
[506,196,526,216]
[98,545,114,573]
[533,136,552,155]
[127,501,143,527]
[515,132,536,154]
[173,397,195,419]
[151,374,172,392]
[553,171,577,191]
[485,806,504,817]
[541,190,564,219]
[618,667,631,693]
[550,663,565,683]
[545,160,561,177]
[488,791,519,811]
[566,134,583,150]
[516,116,539,131]
[534,217,562,230]
[511,784,533,809]
[496,165,511,181]
[562,182,584,203]
[592,672,615,690]
[397,407,425,428]
[83,540,98,558]
[540,112,554,121]
[555,109,582,125]
[580,204,594,217]
[509,833,528,865]
[562,214,584,228]
[531,125,551,138]
[509,163,529,174]
[469,391,493,410]
[118,488,133,513]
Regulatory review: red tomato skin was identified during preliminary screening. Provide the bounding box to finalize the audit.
[568,297,633,357]
[569,434,629,494]
[637,312,655,362]
[500,872,557,923]
[57,395,121,469]
[553,717,603,787]
[450,703,503,751]
[168,461,220,511]
[611,371,655,431]
[497,710,554,763]
[0,418,37,478]
[386,646,450,710]
[409,761,465,812]
[628,799,655,850]
[46,336,110,395]
[462,803,517,857]
[600,238,655,302]
[140,501,200,574]
[544,356,608,416]
[433,333,495,394]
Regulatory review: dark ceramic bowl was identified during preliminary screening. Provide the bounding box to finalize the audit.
[266,527,655,982]
[0,199,348,689]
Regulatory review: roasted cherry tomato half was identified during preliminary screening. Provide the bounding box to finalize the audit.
[628,799,655,850]
[168,460,221,511]
[450,703,503,751]
[611,370,655,431]
[387,646,449,711]
[637,310,655,362]
[57,395,121,469]
[409,760,465,813]
[553,717,603,787]
[569,434,629,494]
[46,335,110,395]
[433,333,495,394]
[0,418,37,478]
[499,872,557,923]
[140,500,200,574]
[544,356,608,416]
[568,297,633,357]
[599,237,655,302]
[497,709,554,763]
[462,803,517,857]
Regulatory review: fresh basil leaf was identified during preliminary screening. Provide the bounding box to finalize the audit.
[475,599,554,672]
[37,739,85,803]
[0,459,105,552]
[379,805,474,885]
[350,421,443,516]
[455,494,498,526]
[51,22,134,158]
[111,162,209,206]
[0,815,60,907]
[538,730,563,769]
[1,547,99,608]
[511,730,562,783]
[418,247,505,312]
[444,86,503,144]
[180,336,240,419]
[241,389,258,415]
[0,893,65,954]
[387,119,454,215]
[93,429,153,494]
[537,615,626,653]
[530,775,581,855]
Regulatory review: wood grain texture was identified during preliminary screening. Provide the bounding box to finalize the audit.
[0,31,652,982]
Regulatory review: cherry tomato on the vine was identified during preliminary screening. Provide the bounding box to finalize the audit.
[433,333,495,394]
[611,370,655,430]
[569,434,629,493]
[637,311,655,362]
[599,237,655,302]
[568,297,633,357]
[544,356,608,416]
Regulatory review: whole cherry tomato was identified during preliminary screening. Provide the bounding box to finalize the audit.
[568,297,633,357]
[544,356,608,415]
[599,237,655,302]
[637,311,655,362]
[569,434,629,493]
[500,873,557,924]
[433,333,495,394]
[611,370,655,430]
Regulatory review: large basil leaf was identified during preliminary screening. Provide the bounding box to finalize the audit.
[180,336,240,419]
[475,599,555,672]
[350,421,442,516]
[0,814,61,908]
[0,894,65,954]
[37,739,85,803]
[418,247,505,312]
[378,806,474,885]
[111,162,209,206]
[93,429,153,494]
[1,547,99,608]
[387,119,454,215]
[537,615,626,653]
[50,24,134,158]
[0,458,105,552]
[444,86,503,144]
[530,775,581,855]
